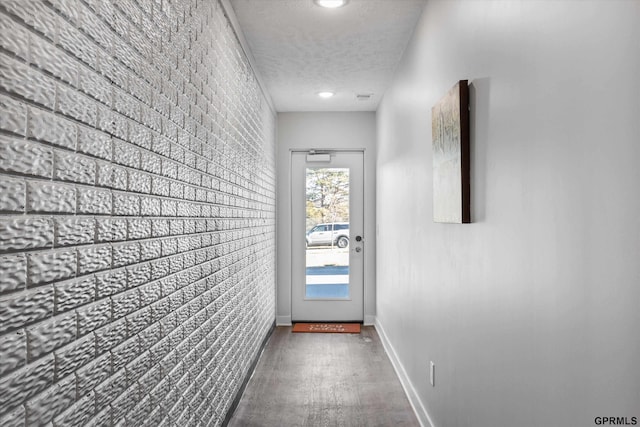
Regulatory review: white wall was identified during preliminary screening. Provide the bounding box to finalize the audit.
[276,112,376,325]
[376,1,640,426]
[0,1,276,425]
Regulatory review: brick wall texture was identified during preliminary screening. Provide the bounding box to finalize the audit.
[0,0,276,425]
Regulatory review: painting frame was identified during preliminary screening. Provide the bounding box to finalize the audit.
[432,80,470,224]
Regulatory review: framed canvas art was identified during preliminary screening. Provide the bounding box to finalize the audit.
[432,80,470,223]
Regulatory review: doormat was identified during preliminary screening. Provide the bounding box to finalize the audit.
[292,323,361,333]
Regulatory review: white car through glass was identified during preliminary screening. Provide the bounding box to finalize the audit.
[305,222,349,248]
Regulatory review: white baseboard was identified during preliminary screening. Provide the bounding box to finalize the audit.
[364,314,376,326]
[375,319,435,427]
[276,315,292,326]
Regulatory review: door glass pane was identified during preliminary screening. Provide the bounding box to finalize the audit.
[305,168,350,299]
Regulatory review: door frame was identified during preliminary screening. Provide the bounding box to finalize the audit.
[276,144,376,327]
[290,150,365,322]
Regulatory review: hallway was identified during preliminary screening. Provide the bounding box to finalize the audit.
[228,327,420,427]
[0,0,638,426]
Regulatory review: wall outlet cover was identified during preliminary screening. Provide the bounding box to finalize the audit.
[430,361,435,386]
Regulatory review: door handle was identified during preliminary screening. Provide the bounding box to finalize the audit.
[355,247,362,253]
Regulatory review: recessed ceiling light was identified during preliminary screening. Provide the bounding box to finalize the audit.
[317,91,335,99]
[314,0,349,9]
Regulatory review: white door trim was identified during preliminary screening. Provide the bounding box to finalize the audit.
[290,149,365,322]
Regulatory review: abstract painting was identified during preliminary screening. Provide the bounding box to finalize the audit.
[432,80,470,223]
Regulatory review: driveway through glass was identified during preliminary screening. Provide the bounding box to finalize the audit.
[305,249,349,298]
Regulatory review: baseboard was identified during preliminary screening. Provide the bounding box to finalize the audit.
[222,320,275,426]
[276,315,292,326]
[375,319,435,427]
[364,314,376,326]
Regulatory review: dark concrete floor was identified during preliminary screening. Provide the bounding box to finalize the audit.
[228,326,420,427]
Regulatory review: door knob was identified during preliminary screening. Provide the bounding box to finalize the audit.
[355,235,363,242]
[355,247,362,253]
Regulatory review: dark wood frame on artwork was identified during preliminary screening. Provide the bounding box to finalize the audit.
[459,80,470,223]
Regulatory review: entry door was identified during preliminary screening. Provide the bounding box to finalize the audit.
[291,151,364,322]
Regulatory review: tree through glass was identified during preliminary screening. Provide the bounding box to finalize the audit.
[305,168,350,299]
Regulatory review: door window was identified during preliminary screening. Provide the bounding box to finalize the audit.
[306,168,350,298]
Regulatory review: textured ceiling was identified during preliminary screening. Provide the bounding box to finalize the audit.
[228,0,426,112]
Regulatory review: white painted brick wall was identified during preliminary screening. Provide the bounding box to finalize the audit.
[0,1,276,426]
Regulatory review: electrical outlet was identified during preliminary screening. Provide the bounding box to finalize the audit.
[430,361,435,386]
